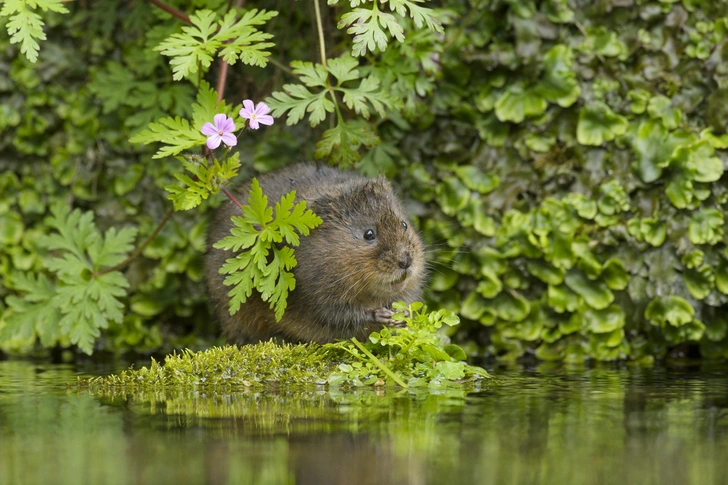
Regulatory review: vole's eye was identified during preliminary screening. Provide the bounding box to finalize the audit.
[402,221,408,231]
[364,229,376,241]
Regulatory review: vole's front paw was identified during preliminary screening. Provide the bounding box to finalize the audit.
[373,307,406,328]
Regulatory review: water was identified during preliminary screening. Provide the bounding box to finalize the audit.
[0,359,727,485]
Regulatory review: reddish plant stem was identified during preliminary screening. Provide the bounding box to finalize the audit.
[216,61,229,102]
[147,0,191,23]
[221,187,245,211]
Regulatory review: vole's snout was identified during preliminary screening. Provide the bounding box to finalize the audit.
[398,252,413,270]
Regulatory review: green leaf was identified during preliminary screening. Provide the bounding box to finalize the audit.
[526,260,564,285]
[340,75,393,119]
[716,261,728,295]
[597,180,630,216]
[535,45,581,107]
[548,284,580,313]
[2,273,61,346]
[644,296,695,327]
[662,319,705,343]
[215,179,322,321]
[166,153,241,211]
[155,9,277,80]
[665,176,693,209]
[129,116,205,159]
[436,176,470,216]
[217,9,278,67]
[492,291,531,322]
[564,270,613,310]
[267,83,333,127]
[631,120,692,184]
[339,7,404,56]
[576,102,628,146]
[647,95,682,130]
[598,259,627,291]
[477,269,503,298]
[21,203,136,354]
[684,265,714,300]
[582,305,625,334]
[688,208,724,245]
[314,119,380,166]
[1,0,69,63]
[0,210,24,245]
[495,85,547,123]
[460,291,489,320]
[640,218,666,247]
[454,166,500,194]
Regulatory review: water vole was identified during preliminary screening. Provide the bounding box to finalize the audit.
[204,162,426,344]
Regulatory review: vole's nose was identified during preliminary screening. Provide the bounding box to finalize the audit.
[398,252,412,270]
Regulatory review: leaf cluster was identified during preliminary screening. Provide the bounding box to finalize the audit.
[0,0,68,63]
[213,179,322,321]
[3,203,137,354]
[266,55,395,165]
[325,303,489,387]
[155,8,278,80]
[330,0,444,56]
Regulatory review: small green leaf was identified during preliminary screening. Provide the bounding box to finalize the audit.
[494,85,547,123]
[644,296,695,327]
[577,102,628,146]
[526,260,564,285]
[684,265,715,300]
[688,208,724,245]
[535,45,581,107]
[436,176,471,216]
[454,166,500,194]
[582,305,625,334]
[564,270,614,310]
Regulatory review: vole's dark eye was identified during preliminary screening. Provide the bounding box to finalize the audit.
[364,229,376,241]
[402,221,408,231]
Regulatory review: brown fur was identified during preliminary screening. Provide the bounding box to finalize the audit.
[204,162,426,344]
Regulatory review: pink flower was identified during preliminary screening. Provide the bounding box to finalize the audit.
[201,114,237,150]
[239,100,274,130]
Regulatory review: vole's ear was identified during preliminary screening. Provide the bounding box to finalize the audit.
[367,175,393,194]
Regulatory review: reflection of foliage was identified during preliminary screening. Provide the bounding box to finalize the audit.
[5,361,728,483]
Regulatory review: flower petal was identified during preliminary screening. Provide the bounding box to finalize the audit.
[206,134,222,150]
[222,117,236,133]
[201,122,217,136]
[213,113,227,130]
[248,118,260,130]
[256,115,274,126]
[221,133,238,147]
[241,100,255,117]
[254,102,271,116]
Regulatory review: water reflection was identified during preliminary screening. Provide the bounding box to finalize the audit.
[0,360,727,485]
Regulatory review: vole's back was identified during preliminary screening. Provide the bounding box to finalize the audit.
[204,162,425,344]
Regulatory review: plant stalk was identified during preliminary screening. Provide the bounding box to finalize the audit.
[351,338,409,388]
[312,0,327,68]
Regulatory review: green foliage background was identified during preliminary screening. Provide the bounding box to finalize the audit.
[2,0,728,362]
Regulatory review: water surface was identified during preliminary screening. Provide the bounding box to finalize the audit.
[0,359,726,485]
